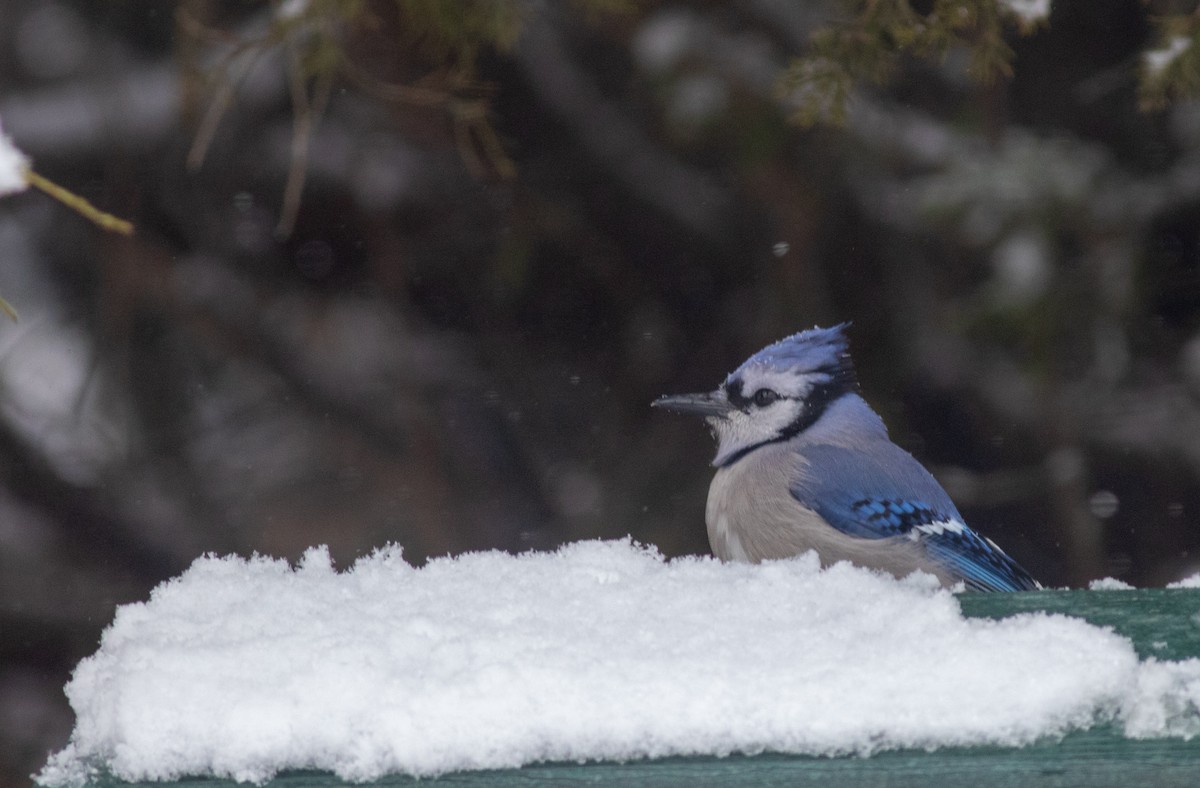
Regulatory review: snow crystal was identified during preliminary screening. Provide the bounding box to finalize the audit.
[0,117,31,196]
[35,540,1200,785]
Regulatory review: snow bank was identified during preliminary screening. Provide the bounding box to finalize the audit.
[36,540,1200,785]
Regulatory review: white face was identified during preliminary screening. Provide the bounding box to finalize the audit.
[707,365,821,467]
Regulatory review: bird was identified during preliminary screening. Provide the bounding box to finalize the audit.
[652,323,1040,592]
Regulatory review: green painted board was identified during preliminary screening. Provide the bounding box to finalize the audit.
[76,588,1200,787]
[959,587,1200,662]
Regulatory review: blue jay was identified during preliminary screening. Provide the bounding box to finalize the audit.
[652,324,1040,592]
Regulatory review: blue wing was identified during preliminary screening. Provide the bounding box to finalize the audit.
[918,522,1041,592]
[790,442,1040,592]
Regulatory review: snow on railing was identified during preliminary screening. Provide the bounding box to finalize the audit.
[35,539,1200,786]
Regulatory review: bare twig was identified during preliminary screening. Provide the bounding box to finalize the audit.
[25,169,134,236]
[452,98,517,180]
[338,56,452,107]
[186,46,268,172]
[276,33,335,239]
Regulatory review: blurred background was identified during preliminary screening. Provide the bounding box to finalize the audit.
[4,0,1200,783]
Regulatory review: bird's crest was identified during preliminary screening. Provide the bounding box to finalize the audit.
[729,323,856,392]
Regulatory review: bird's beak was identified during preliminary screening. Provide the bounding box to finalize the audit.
[651,390,731,418]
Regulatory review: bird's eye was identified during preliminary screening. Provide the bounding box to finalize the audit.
[752,388,779,407]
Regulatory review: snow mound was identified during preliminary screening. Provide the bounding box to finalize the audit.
[36,540,1200,785]
[1168,572,1200,590]
[1089,577,1135,591]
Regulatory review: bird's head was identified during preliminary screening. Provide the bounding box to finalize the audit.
[652,323,858,467]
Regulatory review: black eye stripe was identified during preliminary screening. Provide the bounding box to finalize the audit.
[724,358,854,413]
[715,355,861,467]
[725,381,786,409]
[724,379,751,409]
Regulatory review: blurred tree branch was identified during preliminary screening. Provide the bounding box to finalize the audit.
[778,0,1200,126]
[178,0,586,236]
[1139,8,1200,110]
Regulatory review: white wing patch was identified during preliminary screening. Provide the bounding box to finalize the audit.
[907,519,966,540]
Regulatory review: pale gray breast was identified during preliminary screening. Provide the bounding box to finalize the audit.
[704,442,953,585]
[705,443,818,562]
